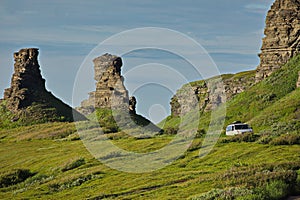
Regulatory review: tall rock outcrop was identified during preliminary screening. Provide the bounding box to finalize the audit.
[3,48,86,122]
[93,54,129,110]
[79,53,161,133]
[79,53,135,114]
[170,0,300,117]
[256,0,300,81]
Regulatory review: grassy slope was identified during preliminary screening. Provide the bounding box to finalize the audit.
[1,56,300,199]
[0,125,299,199]
[226,55,300,127]
[163,54,300,137]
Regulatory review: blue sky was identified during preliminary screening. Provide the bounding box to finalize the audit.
[0,0,274,123]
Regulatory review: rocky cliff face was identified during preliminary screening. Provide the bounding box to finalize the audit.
[171,71,255,116]
[256,0,300,81]
[170,0,300,117]
[3,48,86,122]
[79,53,136,115]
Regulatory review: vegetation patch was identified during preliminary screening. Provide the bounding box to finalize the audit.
[0,169,35,188]
[270,133,300,145]
[61,158,86,172]
[190,187,253,200]
[220,132,259,143]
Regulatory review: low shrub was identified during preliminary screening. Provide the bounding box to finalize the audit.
[100,152,123,160]
[48,172,103,192]
[188,140,203,152]
[221,162,299,189]
[257,132,274,144]
[0,169,35,188]
[195,129,206,138]
[265,180,289,199]
[61,158,85,172]
[221,132,259,143]
[241,180,289,200]
[164,127,179,135]
[24,174,54,186]
[270,133,300,145]
[190,187,252,200]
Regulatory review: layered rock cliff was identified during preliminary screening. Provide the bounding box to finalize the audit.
[2,48,86,122]
[170,71,255,116]
[256,0,300,81]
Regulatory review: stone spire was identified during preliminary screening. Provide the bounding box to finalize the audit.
[4,48,45,110]
[79,53,137,114]
[256,0,300,81]
[93,53,129,109]
[3,48,86,122]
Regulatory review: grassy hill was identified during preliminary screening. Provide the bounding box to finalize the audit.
[163,54,300,145]
[0,56,300,199]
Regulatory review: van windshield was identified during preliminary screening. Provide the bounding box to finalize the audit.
[235,125,250,130]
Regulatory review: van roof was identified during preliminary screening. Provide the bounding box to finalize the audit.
[227,123,248,126]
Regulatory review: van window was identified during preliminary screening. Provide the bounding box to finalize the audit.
[226,126,233,131]
[234,124,249,130]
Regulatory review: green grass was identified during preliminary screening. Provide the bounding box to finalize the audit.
[226,55,300,125]
[1,53,300,199]
[0,125,299,199]
[94,108,161,134]
[163,54,300,145]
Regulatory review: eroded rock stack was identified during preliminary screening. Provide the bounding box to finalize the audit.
[78,53,161,133]
[4,48,45,111]
[3,48,86,122]
[94,54,129,110]
[79,53,136,114]
[256,0,300,81]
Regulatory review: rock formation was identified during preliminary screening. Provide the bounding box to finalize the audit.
[256,0,300,81]
[4,48,45,110]
[129,96,137,114]
[171,71,255,116]
[79,53,136,114]
[171,0,300,117]
[3,48,86,122]
[78,53,161,134]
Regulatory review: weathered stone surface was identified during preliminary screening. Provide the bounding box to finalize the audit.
[171,71,255,116]
[256,0,300,81]
[78,53,161,133]
[79,53,135,114]
[297,71,300,88]
[4,48,45,110]
[3,48,86,122]
[171,0,300,117]
[93,53,129,109]
[129,96,137,114]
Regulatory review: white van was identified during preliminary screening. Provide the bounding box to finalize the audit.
[226,123,253,136]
